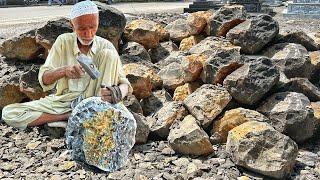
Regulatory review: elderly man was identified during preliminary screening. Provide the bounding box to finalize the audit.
[1,1,132,129]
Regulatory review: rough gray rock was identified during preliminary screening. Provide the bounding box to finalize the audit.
[123,94,143,114]
[184,84,232,128]
[148,101,188,139]
[205,5,247,37]
[139,89,173,117]
[226,121,298,179]
[132,112,150,144]
[165,19,191,42]
[158,62,184,92]
[168,115,213,156]
[201,48,242,85]
[226,14,279,54]
[66,97,136,172]
[263,43,313,79]
[277,78,320,102]
[277,31,319,51]
[257,92,316,143]
[223,57,280,105]
[148,41,179,64]
[120,42,152,64]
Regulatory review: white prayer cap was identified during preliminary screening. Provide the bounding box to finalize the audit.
[70,0,99,20]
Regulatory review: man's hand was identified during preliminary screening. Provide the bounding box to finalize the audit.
[101,87,113,103]
[65,64,85,79]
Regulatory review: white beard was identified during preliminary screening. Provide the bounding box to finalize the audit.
[77,36,94,46]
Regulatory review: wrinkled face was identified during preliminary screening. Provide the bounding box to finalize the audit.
[71,13,99,46]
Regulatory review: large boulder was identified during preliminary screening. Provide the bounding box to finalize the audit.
[165,19,192,42]
[96,2,127,51]
[223,58,280,105]
[140,89,173,116]
[277,31,319,51]
[226,121,298,179]
[201,48,242,85]
[148,101,188,139]
[168,115,213,156]
[189,36,241,57]
[184,84,232,128]
[66,97,136,172]
[0,33,43,61]
[155,51,187,68]
[35,17,73,58]
[211,108,268,144]
[257,92,316,143]
[263,43,313,79]
[148,41,179,63]
[205,5,247,37]
[124,19,161,50]
[226,14,279,54]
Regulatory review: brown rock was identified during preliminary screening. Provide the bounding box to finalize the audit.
[124,19,160,49]
[123,63,153,99]
[0,33,43,61]
[211,108,268,144]
[187,11,208,35]
[173,82,201,102]
[205,5,247,37]
[168,115,213,156]
[179,35,204,52]
[181,54,205,82]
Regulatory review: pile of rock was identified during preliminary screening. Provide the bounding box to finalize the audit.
[1,3,320,179]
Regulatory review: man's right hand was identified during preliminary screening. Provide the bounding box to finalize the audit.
[65,64,85,79]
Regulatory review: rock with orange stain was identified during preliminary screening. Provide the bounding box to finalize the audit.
[205,5,247,37]
[263,43,313,79]
[179,35,204,52]
[168,115,213,156]
[124,19,161,49]
[187,11,208,35]
[124,63,162,99]
[226,121,298,179]
[310,102,320,130]
[211,108,268,144]
[66,97,136,172]
[184,84,232,128]
[257,92,316,143]
[181,54,205,82]
[226,14,279,54]
[173,82,201,102]
[148,101,188,139]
